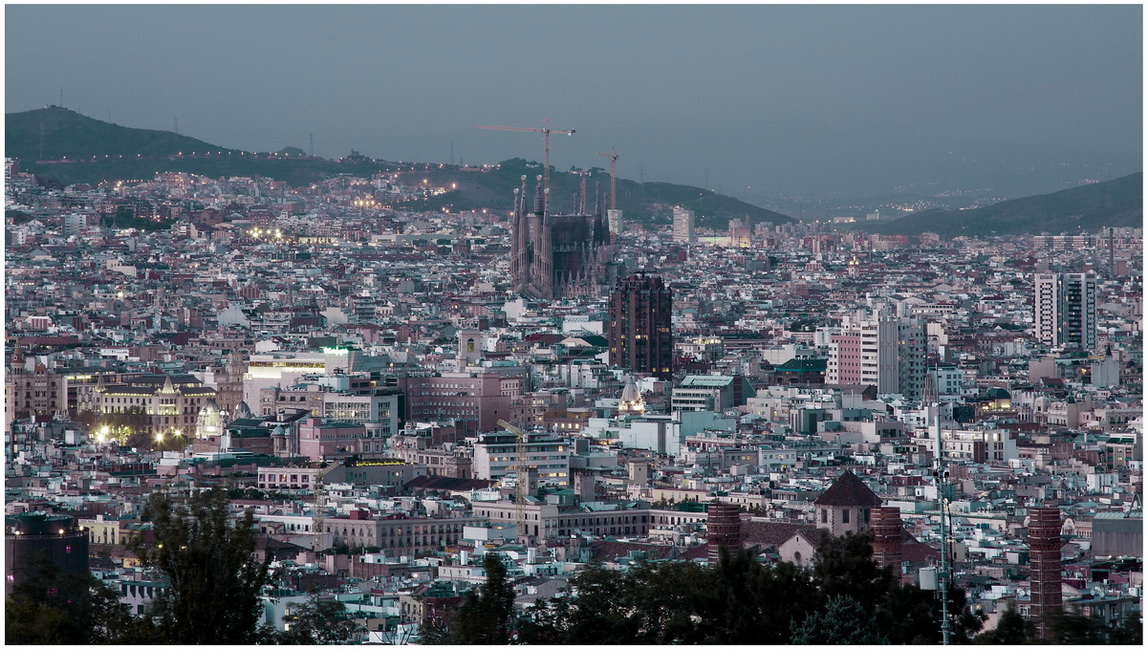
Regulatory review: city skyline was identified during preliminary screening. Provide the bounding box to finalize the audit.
[6,4,1142,200]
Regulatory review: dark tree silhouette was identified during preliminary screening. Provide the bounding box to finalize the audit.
[130,488,270,644]
[423,552,516,644]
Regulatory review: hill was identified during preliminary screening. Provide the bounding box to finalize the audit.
[6,105,240,160]
[6,107,793,226]
[859,172,1142,236]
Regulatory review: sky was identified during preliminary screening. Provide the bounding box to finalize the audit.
[5,4,1143,200]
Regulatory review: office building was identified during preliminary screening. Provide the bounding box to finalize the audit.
[608,273,673,380]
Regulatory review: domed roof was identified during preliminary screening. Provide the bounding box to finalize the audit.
[198,397,220,415]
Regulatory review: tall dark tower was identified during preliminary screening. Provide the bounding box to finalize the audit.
[608,273,673,380]
[1028,507,1064,637]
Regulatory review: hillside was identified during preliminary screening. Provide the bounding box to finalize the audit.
[6,107,793,226]
[6,105,239,160]
[860,172,1142,236]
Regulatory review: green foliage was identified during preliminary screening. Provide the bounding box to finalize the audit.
[1109,611,1144,645]
[811,530,894,606]
[974,605,1035,645]
[276,594,359,644]
[1039,608,1118,644]
[4,557,156,644]
[131,488,270,644]
[791,595,889,644]
[511,534,984,645]
[876,581,982,644]
[424,553,516,644]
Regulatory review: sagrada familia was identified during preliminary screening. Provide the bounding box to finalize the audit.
[509,175,619,300]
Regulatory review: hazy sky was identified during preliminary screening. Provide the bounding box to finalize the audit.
[6,4,1142,199]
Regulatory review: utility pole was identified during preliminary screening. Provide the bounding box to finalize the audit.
[933,405,952,645]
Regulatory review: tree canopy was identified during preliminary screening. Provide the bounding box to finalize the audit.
[130,488,271,644]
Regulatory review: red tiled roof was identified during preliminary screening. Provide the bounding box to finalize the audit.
[812,470,883,507]
[739,520,819,549]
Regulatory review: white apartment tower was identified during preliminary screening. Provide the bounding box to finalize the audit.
[827,312,925,400]
[1034,272,1097,350]
[672,206,695,244]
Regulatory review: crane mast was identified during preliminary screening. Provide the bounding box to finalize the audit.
[478,119,575,212]
[497,419,529,543]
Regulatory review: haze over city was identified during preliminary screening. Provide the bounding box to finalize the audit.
[6,4,1141,200]
[4,3,1143,646]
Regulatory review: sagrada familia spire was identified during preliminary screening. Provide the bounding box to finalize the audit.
[510,174,615,300]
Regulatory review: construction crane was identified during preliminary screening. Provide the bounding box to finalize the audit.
[497,419,529,542]
[478,119,575,212]
[597,148,619,211]
[311,460,342,554]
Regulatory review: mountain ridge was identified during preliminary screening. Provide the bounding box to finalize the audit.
[857,173,1142,237]
[5,107,794,226]
[7,107,1139,234]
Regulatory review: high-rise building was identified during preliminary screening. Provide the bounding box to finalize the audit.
[1034,272,1097,350]
[826,312,925,399]
[672,206,695,244]
[609,273,673,380]
[509,175,613,300]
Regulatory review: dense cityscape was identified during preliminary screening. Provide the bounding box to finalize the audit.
[3,147,1142,644]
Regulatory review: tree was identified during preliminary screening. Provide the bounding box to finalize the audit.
[974,605,1035,645]
[424,553,516,644]
[4,557,157,644]
[791,595,889,644]
[811,529,894,609]
[515,562,640,644]
[276,594,359,644]
[1040,608,1115,644]
[1109,611,1144,645]
[701,548,819,644]
[130,488,270,644]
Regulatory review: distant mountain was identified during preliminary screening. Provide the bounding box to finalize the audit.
[6,105,238,160]
[859,173,1142,236]
[5,107,794,225]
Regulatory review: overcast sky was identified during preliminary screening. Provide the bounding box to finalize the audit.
[6,4,1142,199]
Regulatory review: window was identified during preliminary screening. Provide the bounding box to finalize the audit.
[821,509,827,523]
[842,509,850,524]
